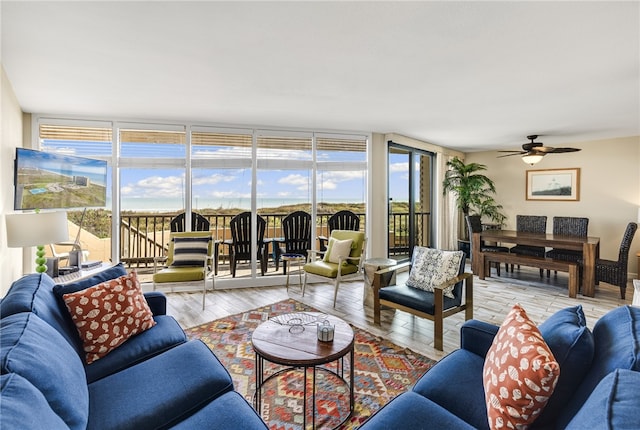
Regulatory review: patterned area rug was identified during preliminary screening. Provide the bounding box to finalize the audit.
[185,299,437,429]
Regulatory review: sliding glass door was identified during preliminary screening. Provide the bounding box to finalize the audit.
[387,142,434,261]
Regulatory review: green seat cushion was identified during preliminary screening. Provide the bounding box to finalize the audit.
[153,267,206,283]
[303,261,359,278]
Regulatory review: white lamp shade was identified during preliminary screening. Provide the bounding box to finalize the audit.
[6,211,70,248]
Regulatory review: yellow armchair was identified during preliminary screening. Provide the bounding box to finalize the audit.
[303,230,366,307]
[153,232,214,310]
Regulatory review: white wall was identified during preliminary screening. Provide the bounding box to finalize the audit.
[1,65,27,296]
[466,136,640,277]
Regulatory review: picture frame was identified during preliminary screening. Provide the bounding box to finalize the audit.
[526,168,580,201]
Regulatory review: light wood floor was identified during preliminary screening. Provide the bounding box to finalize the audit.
[142,264,633,362]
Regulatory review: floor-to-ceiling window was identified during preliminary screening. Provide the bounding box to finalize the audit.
[34,116,368,286]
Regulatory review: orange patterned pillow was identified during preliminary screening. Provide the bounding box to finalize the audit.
[483,304,560,429]
[63,271,156,364]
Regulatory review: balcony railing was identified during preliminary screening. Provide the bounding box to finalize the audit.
[116,211,429,269]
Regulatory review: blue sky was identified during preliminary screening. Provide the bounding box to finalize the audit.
[43,140,372,210]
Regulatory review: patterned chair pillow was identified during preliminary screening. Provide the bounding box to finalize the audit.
[406,247,464,299]
[170,236,210,267]
[62,271,156,364]
[483,304,560,429]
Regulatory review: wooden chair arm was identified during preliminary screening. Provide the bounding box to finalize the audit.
[153,256,168,273]
[432,271,473,291]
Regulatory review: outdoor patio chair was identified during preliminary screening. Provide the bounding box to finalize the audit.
[276,210,312,274]
[373,246,473,351]
[170,212,210,232]
[303,230,367,307]
[228,211,267,277]
[153,231,214,310]
[318,210,360,252]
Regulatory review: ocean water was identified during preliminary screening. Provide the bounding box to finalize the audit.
[120,197,361,212]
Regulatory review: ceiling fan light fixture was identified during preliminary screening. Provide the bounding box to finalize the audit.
[522,153,544,165]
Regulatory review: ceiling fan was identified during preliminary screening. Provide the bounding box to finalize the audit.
[498,135,581,165]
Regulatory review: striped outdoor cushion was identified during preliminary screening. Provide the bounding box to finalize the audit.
[170,236,210,267]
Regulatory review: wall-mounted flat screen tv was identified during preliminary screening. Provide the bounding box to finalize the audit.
[14,148,107,210]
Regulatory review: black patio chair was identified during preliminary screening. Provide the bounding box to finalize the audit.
[228,211,267,277]
[170,212,210,232]
[318,210,361,252]
[277,211,312,274]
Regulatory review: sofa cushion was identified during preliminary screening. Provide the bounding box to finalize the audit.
[379,283,462,314]
[483,304,560,429]
[85,314,187,383]
[169,391,268,429]
[359,391,477,430]
[533,305,595,428]
[565,369,640,429]
[62,271,156,364]
[557,305,640,428]
[87,340,234,430]
[406,247,464,298]
[0,273,84,355]
[413,348,489,429]
[0,313,88,430]
[0,373,68,430]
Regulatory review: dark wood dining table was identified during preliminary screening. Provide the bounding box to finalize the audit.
[472,230,600,297]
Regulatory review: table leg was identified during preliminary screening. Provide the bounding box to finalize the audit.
[582,243,597,297]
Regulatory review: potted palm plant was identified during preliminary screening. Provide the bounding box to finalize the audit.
[442,157,506,253]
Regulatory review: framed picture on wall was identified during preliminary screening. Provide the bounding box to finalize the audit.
[526,168,580,201]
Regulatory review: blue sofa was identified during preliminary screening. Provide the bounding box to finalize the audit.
[0,265,267,430]
[360,304,640,429]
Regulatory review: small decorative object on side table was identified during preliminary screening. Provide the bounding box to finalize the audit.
[633,279,640,307]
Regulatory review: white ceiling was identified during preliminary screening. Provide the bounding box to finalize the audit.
[2,1,639,152]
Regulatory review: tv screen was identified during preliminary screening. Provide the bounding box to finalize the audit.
[14,148,107,210]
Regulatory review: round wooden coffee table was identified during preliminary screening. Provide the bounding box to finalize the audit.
[252,312,354,429]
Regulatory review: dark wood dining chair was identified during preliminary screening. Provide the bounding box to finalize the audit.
[318,210,360,252]
[228,211,267,277]
[509,215,547,275]
[546,216,589,277]
[465,215,509,275]
[590,222,637,299]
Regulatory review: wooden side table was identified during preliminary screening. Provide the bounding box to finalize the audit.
[252,313,354,429]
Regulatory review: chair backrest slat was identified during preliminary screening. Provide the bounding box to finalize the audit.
[282,211,312,255]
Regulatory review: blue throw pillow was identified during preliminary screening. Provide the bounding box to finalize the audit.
[566,369,640,429]
[534,305,595,427]
[52,262,127,297]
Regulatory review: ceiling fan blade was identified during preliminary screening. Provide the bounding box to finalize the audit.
[497,150,526,154]
[497,152,525,158]
[546,147,581,153]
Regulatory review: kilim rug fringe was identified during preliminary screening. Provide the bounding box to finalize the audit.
[185,298,437,430]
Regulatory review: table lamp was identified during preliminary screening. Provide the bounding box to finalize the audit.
[6,211,70,273]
